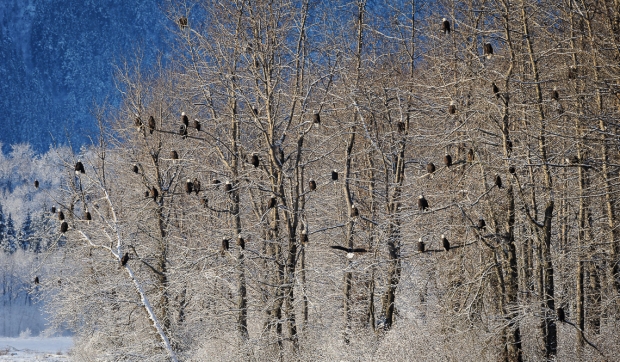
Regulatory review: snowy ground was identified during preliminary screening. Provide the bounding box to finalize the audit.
[0,337,72,361]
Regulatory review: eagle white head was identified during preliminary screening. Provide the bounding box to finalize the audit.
[419,195,424,199]
[442,18,447,22]
[346,252,354,259]
[181,112,186,116]
[441,234,445,239]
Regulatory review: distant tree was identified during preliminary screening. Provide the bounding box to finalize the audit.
[2,214,15,253]
[18,212,33,251]
[0,205,6,252]
[29,209,55,253]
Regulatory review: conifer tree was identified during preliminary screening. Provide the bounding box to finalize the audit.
[0,204,6,252]
[18,212,33,251]
[4,214,16,253]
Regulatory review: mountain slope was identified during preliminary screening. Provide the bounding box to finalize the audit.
[0,0,168,152]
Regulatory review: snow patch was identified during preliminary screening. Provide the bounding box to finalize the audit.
[0,336,72,361]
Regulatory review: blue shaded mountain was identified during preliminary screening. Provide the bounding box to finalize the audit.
[0,0,169,152]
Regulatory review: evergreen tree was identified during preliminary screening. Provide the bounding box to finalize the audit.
[18,212,33,251]
[31,207,56,252]
[0,204,6,252]
[4,214,16,253]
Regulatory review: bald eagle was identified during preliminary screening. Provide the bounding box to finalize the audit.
[442,234,450,251]
[331,170,338,181]
[121,252,129,266]
[181,112,189,126]
[557,307,565,322]
[237,234,245,250]
[397,121,405,133]
[224,181,232,192]
[75,161,85,175]
[171,150,179,160]
[84,211,92,221]
[60,221,68,233]
[309,179,317,191]
[134,116,142,130]
[250,154,259,168]
[313,113,321,128]
[148,116,156,134]
[417,238,425,253]
[178,16,188,28]
[492,82,499,97]
[185,179,193,194]
[150,186,159,200]
[133,164,139,173]
[441,18,450,34]
[418,195,429,212]
[34,180,39,188]
[193,119,201,131]
[58,211,65,221]
[179,124,188,139]
[350,204,359,217]
[495,174,502,188]
[483,43,494,59]
[51,206,56,214]
[444,154,452,167]
[330,245,368,259]
[509,166,515,174]
[221,238,229,256]
[448,101,456,114]
[300,230,308,245]
[552,87,559,101]
[268,197,277,209]
[427,163,436,174]
[34,276,39,284]
[478,218,486,230]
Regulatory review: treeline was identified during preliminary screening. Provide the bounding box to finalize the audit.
[0,143,63,254]
[0,205,57,253]
[40,0,620,361]
[0,144,66,337]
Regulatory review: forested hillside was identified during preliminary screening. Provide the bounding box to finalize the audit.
[0,0,166,152]
[29,0,620,361]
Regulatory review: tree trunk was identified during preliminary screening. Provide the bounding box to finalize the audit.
[520,2,556,357]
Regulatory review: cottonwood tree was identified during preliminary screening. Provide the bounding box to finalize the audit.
[37,0,620,361]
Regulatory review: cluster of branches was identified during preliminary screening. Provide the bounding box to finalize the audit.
[37,0,620,361]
